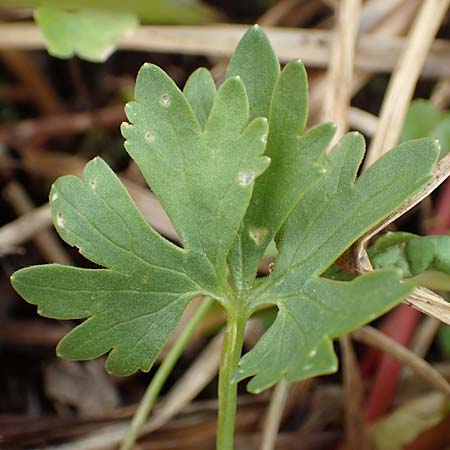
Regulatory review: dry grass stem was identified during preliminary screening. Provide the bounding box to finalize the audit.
[3,181,71,264]
[340,335,369,450]
[0,105,124,144]
[122,179,179,242]
[364,0,450,169]
[348,107,378,136]
[411,317,442,358]
[259,378,290,450]
[140,330,225,435]
[355,153,450,273]
[353,326,450,396]
[308,0,420,121]
[2,23,450,79]
[404,287,450,326]
[321,0,361,143]
[431,78,450,110]
[0,202,52,255]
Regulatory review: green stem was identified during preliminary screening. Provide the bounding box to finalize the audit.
[217,311,247,450]
[120,297,214,450]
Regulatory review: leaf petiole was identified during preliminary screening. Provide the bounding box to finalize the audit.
[217,307,248,450]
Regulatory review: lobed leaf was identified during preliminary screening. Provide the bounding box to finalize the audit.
[12,56,270,376]
[12,265,194,375]
[236,270,411,392]
[236,134,440,391]
[228,40,335,288]
[122,64,270,283]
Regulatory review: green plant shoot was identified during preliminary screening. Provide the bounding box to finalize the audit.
[11,27,440,449]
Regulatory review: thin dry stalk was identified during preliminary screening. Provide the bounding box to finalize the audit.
[431,78,450,110]
[309,0,420,121]
[353,326,450,396]
[259,378,290,450]
[3,24,450,78]
[404,287,450,326]
[0,202,52,255]
[321,0,361,144]
[3,182,71,264]
[122,179,178,242]
[0,105,124,145]
[258,0,304,26]
[348,107,378,137]
[142,330,224,434]
[364,0,450,169]
[340,335,369,450]
[410,317,442,358]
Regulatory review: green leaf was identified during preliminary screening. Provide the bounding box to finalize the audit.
[401,99,440,143]
[226,25,280,121]
[183,68,216,129]
[401,99,450,158]
[235,134,439,392]
[122,64,270,282]
[34,7,138,62]
[431,115,450,157]
[273,136,438,281]
[13,265,194,375]
[228,60,335,288]
[370,231,450,290]
[12,54,269,376]
[12,158,207,375]
[236,271,411,392]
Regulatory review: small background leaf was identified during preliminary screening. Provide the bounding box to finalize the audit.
[401,99,450,158]
[34,7,138,62]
